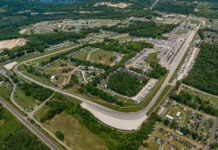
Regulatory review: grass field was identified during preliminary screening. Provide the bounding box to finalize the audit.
[0,108,23,139]
[0,7,6,13]
[147,51,159,64]
[89,49,117,65]
[0,81,12,101]
[14,87,37,110]
[72,50,90,60]
[43,112,108,150]
[34,105,51,121]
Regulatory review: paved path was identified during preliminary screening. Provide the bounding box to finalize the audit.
[150,0,160,10]
[86,48,99,61]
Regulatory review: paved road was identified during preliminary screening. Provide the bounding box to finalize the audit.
[0,97,58,150]
[13,24,200,130]
[150,0,160,10]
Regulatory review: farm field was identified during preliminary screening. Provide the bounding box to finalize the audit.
[0,7,6,13]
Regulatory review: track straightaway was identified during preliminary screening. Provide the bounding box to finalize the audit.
[14,24,200,130]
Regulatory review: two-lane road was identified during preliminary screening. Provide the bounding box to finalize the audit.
[0,97,58,150]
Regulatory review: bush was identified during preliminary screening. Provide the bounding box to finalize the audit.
[55,131,64,140]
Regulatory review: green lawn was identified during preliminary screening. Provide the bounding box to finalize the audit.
[0,108,23,139]
[147,51,159,64]
[0,82,12,101]
[89,49,117,65]
[0,7,6,13]
[34,101,108,150]
[72,50,90,60]
[34,105,51,121]
[14,87,37,110]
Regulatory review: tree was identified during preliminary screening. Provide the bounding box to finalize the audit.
[55,131,64,140]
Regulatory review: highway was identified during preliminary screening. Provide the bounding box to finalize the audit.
[0,97,58,150]
[13,24,200,130]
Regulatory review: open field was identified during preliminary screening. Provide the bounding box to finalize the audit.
[89,49,117,65]
[0,107,23,139]
[14,87,38,111]
[147,51,159,64]
[43,112,108,150]
[34,101,108,150]
[0,7,6,13]
[72,49,90,60]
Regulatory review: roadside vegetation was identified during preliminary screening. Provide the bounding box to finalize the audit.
[183,42,218,96]
[0,104,48,150]
[107,72,148,97]
[103,21,177,38]
[36,93,161,150]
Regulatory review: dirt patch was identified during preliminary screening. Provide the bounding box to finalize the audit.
[4,61,18,70]
[94,2,130,8]
[0,38,27,51]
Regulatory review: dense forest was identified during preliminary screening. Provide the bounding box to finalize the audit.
[19,83,53,102]
[104,21,177,38]
[184,42,218,96]
[0,129,49,150]
[154,1,196,15]
[92,38,153,54]
[107,72,148,97]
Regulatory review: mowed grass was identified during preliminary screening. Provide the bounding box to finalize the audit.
[0,82,12,101]
[147,51,159,64]
[0,108,23,139]
[34,105,51,121]
[43,112,108,150]
[0,7,6,13]
[14,87,37,109]
[72,50,90,60]
[89,49,117,65]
